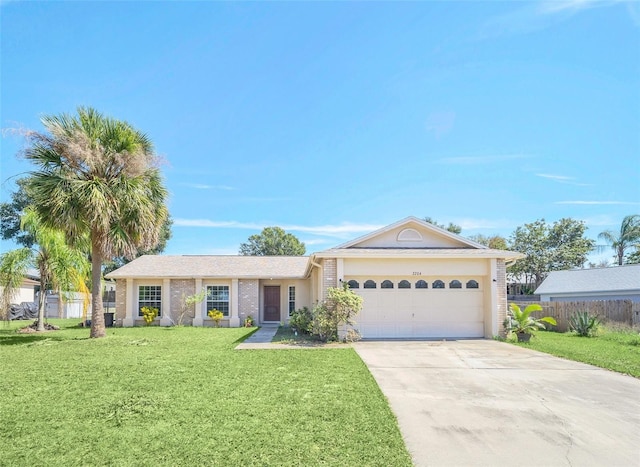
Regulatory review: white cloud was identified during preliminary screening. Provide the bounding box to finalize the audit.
[535,173,592,186]
[555,200,640,205]
[536,173,573,181]
[537,0,623,15]
[438,154,529,164]
[173,219,385,238]
[478,0,634,40]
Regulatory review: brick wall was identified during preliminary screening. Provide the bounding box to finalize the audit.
[170,279,196,326]
[322,258,337,299]
[115,279,126,326]
[239,279,259,324]
[497,259,507,337]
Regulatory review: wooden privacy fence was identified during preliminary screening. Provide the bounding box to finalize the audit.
[510,300,639,332]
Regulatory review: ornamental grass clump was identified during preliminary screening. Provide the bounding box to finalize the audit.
[140,306,158,326]
[207,309,223,327]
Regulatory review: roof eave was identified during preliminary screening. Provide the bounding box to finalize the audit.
[313,249,524,261]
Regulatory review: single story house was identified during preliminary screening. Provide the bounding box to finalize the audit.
[535,264,640,302]
[106,217,523,338]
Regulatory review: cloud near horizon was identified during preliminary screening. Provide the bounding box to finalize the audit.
[173,218,385,238]
[555,200,640,205]
[535,173,592,186]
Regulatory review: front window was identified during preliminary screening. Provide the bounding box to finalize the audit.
[288,286,296,316]
[138,285,162,316]
[207,285,229,317]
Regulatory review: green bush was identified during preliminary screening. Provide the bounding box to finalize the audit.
[289,307,313,334]
[569,311,600,337]
[310,285,363,342]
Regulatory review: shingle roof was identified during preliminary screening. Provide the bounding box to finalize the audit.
[535,264,640,295]
[105,255,310,279]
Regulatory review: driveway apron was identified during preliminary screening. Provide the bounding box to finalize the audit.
[354,339,640,467]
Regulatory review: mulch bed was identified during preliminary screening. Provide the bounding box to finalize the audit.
[16,321,61,334]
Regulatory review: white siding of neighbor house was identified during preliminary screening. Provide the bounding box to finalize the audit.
[14,284,36,304]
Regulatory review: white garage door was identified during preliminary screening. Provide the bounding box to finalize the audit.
[347,277,484,339]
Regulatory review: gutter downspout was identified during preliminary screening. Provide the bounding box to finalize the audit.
[309,255,322,303]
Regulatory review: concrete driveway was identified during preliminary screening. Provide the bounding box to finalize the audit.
[354,339,640,467]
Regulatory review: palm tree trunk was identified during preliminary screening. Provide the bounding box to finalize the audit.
[37,265,46,332]
[90,235,106,338]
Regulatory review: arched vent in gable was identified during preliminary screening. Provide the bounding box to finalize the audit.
[397,228,423,242]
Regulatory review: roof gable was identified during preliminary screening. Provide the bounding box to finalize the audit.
[335,216,485,249]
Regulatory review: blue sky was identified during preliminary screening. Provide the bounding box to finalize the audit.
[1,1,639,262]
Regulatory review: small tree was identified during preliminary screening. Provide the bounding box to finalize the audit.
[0,208,89,329]
[310,284,363,342]
[172,289,207,326]
[239,227,305,256]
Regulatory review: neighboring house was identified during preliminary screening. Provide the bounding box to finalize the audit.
[535,264,640,303]
[3,268,40,305]
[106,217,523,338]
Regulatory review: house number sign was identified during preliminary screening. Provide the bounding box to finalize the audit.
[412,272,422,275]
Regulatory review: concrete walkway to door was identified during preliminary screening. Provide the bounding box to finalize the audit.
[354,339,640,467]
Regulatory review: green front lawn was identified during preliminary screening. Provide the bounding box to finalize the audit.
[0,320,411,466]
[513,327,640,378]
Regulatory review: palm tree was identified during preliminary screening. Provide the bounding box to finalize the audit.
[0,208,90,330]
[598,215,640,266]
[23,107,169,337]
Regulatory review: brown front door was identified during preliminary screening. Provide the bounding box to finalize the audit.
[264,286,281,322]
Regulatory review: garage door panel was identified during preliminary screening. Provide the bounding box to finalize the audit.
[349,276,484,338]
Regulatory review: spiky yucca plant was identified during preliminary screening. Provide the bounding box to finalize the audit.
[569,311,600,337]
